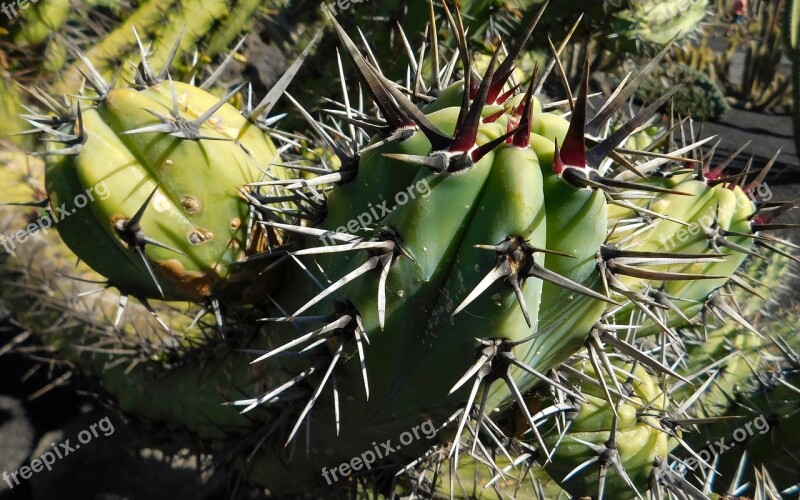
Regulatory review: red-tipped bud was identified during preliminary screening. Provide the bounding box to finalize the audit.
[512,78,536,148]
[496,83,521,105]
[704,165,725,181]
[484,109,505,124]
[553,139,565,175]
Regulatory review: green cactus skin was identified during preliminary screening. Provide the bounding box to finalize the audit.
[0,232,265,441]
[0,75,32,150]
[0,150,258,436]
[0,0,268,133]
[530,119,607,327]
[10,0,71,47]
[718,366,800,491]
[238,30,753,494]
[511,116,612,389]
[1,1,795,497]
[247,107,552,487]
[606,174,755,337]
[664,253,790,412]
[54,0,263,94]
[664,253,800,494]
[407,143,548,408]
[526,360,669,499]
[45,81,285,301]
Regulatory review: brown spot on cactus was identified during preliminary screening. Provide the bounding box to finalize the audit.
[187,228,214,245]
[153,258,217,299]
[41,74,286,301]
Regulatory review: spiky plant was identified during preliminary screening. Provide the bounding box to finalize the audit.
[1,1,798,497]
[634,62,729,120]
[785,0,800,157]
[1,0,268,86]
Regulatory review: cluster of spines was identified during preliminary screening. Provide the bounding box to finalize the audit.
[8,22,328,348]
[5,0,800,497]
[226,2,800,497]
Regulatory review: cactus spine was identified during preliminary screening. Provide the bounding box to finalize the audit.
[0,1,797,497]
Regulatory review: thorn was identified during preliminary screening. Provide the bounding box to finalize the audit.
[381,152,448,172]
[323,7,416,132]
[751,198,799,225]
[202,36,247,91]
[285,342,345,446]
[244,30,324,125]
[526,263,618,305]
[113,184,176,298]
[486,0,549,104]
[559,56,590,169]
[472,126,521,164]
[452,261,511,320]
[512,78,536,148]
[450,47,500,153]
[586,38,676,136]
[586,84,683,169]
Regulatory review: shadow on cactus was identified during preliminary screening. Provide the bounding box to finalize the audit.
[1,0,798,498]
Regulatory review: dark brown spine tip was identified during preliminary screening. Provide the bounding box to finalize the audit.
[559,59,589,169]
[497,83,521,105]
[450,48,501,153]
[743,150,780,196]
[483,109,506,124]
[468,70,480,100]
[558,134,587,171]
[704,165,725,181]
[486,65,515,105]
[750,199,799,224]
[324,8,408,131]
[751,213,771,226]
[487,0,548,104]
[471,127,520,164]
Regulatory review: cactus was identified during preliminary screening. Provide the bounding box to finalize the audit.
[278,0,710,123]
[8,0,71,48]
[531,360,670,498]
[1,1,797,497]
[635,62,730,120]
[0,71,31,149]
[662,251,800,494]
[0,0,274,144]
[56,0,265,94]
[610,0,709,46]
[785,0,800,158]
[42,77,287,302]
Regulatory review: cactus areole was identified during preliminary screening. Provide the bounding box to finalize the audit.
[44,80,286,302]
